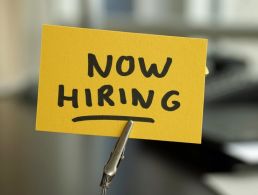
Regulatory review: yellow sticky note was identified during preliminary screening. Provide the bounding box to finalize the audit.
[36,25,208,143]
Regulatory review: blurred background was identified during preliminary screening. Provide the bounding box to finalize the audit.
[1,0,258,194]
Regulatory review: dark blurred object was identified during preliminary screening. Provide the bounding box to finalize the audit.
[203,102,258,143]
[205,56,258,102]
[203,101,258,165]
[207,56,245,76]
[202,55,258,166]
[143,139,241,173]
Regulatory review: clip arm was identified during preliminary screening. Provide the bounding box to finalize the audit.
[100,120,133,189]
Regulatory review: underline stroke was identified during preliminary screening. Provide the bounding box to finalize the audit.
[72,115,155,123]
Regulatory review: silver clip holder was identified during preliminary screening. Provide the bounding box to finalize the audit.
[100,120,134,195]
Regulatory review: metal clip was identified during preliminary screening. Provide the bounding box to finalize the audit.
[100,120,133,195]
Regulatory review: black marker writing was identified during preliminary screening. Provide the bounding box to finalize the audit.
[88,53,173,78]
[58,53,181,122]
[138,57,172,78]
[132,88,154,109]
[161,90,180,111]
[58,85,78,108]
[88,53,113,78]
[58,85,180,111]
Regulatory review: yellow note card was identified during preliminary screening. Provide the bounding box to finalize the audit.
[36,25,208,143]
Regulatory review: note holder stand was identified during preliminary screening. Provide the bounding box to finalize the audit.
[99,120,134,195]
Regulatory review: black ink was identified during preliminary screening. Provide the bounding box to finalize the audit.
[119,88,127,104]
[116,56,135,76]
[132,88,154,109]
[138,57,172,78]
[85,89,92,106]
[161,90,180,111]
[98,85,115,106]
[58,85,78,108]
[72,115,155,123]
[88,53,112,78]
